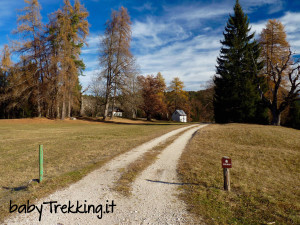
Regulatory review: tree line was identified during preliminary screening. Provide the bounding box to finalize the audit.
[0,1,211,122]
[214,0,300,126]
[1,0,299,127]
[0,0,89,119]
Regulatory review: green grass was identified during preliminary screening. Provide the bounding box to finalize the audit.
[178,124,300,225]
[0,118,185,222]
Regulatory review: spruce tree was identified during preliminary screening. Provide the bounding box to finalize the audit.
[214,0,267,123]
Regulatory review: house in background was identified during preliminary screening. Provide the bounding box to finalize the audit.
[172,109,187,123]
[108,107,124,117]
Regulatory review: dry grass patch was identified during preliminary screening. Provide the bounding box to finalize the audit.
[178,124,300,225]
[0,118,184,222]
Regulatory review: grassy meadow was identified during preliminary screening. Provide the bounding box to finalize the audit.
[178,124,300,224]
[0,118,185,222]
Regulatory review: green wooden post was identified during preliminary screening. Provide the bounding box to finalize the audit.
[39,145,43,183]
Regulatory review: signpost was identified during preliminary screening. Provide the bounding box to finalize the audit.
[222,156,232,191]
[39,145,43,183]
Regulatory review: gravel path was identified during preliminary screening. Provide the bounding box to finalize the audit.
[5,124,207,225]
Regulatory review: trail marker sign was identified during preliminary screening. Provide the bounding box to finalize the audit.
[222,157,232,168]
[222,156,231,191]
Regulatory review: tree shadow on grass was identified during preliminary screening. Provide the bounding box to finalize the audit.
[2,186,28,191]
[146,179,220,190]
[2,179,39,192]
[146,179,200,186]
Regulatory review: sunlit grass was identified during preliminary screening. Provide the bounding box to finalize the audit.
[178,124,300,224]
[0,118,185,222]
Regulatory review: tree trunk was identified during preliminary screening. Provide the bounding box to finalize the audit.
[103,100,109,120]
[110,84,117,120]
[103,78,111,120]
[61,94,66,120]
[80,95,84,116]
[56,104,60,119]
[271,109,281,126]
[37,98,41,117]
[132,109,136,119]
[68,92,71,118]
[146,113,151,121]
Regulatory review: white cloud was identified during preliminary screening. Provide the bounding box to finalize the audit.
[80,33,102,89]
[136,35,221,90]
[133,2,155,12]
[240,0,284,14]
[281,12,300,32]
[132,18,191,51]
[164,4,230,22]
[130,2,228,90]
[82,33,101,54]
[250,22,265,36]
[251,12,300,53]
[79,69,101,92]
[81,33,221,91]
[241,0,282,6]
[281,12,300,52]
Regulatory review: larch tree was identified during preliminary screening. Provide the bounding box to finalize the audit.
[0,0,89,119]
[99,7,133,120]
[0,45,13,118]
[119,59,142,119]
[155,72,167,118]
[110,7,133,119]
[100,10,117,120]
[214,0,267,124]
[138,74,166,121]
[167,77,190,119]
[13,0,44,117]
[51,0,89,120]
[258,19,300,125]
[67,0,89,118]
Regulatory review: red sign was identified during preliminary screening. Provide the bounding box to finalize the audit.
[222,157,232,168]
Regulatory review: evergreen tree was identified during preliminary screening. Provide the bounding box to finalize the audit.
[285,100,300,130]
[214,0,267,124]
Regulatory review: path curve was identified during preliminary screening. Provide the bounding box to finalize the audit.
[5,124,207,225]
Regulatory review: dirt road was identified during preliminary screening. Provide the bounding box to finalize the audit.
[5,124,207,224]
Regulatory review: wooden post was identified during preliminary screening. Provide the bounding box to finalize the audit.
[222,156,232,191]
[223,168,230,191]
[39,145,43,183]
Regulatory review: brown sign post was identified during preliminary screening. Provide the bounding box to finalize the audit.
[222,156,232,191]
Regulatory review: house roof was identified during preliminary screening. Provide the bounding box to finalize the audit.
[108,107,124,113]
[174,109,186,116]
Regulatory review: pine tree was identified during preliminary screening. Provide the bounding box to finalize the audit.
[214,0,267,123]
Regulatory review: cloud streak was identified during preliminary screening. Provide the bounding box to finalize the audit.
[251,11,300,52]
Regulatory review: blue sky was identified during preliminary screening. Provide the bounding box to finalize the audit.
[1,0,300,91]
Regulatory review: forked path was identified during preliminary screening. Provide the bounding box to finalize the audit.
[5,124,207,225]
